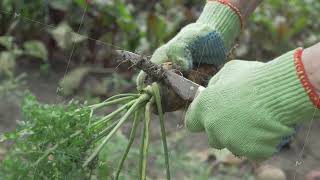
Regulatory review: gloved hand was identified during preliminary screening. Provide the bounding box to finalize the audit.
[137,0,242,91]
[185,48,320,160]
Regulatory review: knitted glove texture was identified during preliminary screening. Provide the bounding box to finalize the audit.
[137,1,241,90]
[185,49,319,160]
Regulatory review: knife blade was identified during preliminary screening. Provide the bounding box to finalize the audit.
[163,70,205,101]
[115,50,205,101]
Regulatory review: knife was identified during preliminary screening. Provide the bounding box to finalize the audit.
[115,50,205,101]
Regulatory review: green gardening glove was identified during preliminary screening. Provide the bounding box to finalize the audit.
[185,48,320,160]
[137,0,242,90]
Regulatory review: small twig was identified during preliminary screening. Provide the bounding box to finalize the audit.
[115,59,129,70]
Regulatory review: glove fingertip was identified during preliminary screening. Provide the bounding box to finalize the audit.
[167,43,193,71]
[185,104,205,132]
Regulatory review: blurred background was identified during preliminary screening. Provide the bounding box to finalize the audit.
[1,0,320,179]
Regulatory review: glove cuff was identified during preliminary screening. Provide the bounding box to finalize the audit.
[253,48,319,125]
[197,0,242,48]
[294,48,320,108]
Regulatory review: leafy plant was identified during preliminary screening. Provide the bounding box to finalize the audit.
[0,35,47,78]
[0,94,95,179]
[1,83,170,179]
[237,0,320,59]
[49,22,87,50]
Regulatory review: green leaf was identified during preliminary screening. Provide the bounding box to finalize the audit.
[59,67,91,96]
[0,51,16,77]
[49,22,86,49]
[12,45,23,56]
[23,40,48,61]
[2,132,18,140]
[0,36,14,50]
[0,134,8,142]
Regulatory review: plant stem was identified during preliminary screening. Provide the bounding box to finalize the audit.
[140,100,152,180]
[90,100,136,130]
[102,93,140,103]
[83,94,150,167]
[92,120,119,143]
[138,106,146,180]
[115,110,141,180]
[88,109,94,128]
[152,83,171,180]
[89,96,135,110]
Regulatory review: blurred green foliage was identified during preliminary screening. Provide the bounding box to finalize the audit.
[0,35,47,78]
[0,94,95,179]
[1,0,319,72]
[239,0,320,60]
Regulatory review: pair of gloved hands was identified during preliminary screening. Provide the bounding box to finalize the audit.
[137,1,317,160]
